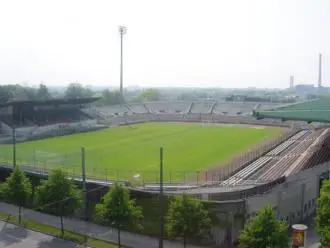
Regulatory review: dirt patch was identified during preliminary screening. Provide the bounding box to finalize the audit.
[250,126,265,129]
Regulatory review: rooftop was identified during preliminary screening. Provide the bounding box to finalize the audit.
[253,98,330,123]
[0,97,101,108]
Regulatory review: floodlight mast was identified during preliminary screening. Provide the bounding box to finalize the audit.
[118,26,127,104]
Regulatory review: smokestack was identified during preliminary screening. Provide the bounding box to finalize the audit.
[290,75,294,89]
[318,53,322,88]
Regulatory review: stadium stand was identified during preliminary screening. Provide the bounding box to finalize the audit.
[190,101,215,114]
[221,130,309,186]
[0,98,106,142]
[93,105,132,117]
[126,103,149,114]
[145,101,191,114]
[254,98,330,122]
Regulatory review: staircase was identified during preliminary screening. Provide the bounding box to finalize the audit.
[187,102,194,114]
[143,103,151,113]
[0,121,12,135]
[210,101,218,114]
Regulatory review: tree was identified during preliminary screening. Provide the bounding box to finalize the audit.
[134,88,161,101]
[239,205,289,248]
[2,167,32,224]
[317,179,330,248]
[166,194,211,247]
[36,84,52,100]
[65,83,92,99]
[35,169,82,237]
[95,183,143,247]
[101,89,122,105]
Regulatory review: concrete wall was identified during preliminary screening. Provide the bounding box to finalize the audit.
[246,161,330,226]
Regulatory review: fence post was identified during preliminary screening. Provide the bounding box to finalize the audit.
[33,149,36,166]
[196,171,199,185]
[205,171,208,184]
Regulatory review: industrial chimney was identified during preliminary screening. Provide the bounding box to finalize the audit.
[290,75,294,89]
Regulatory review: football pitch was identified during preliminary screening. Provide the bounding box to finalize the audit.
[0,122,282,183]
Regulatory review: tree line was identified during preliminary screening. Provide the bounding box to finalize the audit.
[4,166,329,247]
[0,83,165,106]
[0,167,211,247]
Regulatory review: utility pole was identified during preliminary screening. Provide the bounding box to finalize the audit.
[81,147,88,221]
[12,128,16,168]
[118,26,127,104]
[159,147,164,248]
[318,53,322,89]
[81,147,89,245]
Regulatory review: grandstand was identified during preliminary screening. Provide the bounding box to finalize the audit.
[0,97,106,142]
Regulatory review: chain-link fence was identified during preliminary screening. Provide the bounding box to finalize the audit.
[0,127,299,186]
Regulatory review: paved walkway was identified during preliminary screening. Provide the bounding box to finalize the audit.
[0,220,84,248]
[0,202,203,248]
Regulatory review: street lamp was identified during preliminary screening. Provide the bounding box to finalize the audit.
[118,26,127,104]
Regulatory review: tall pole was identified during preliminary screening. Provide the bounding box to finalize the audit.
[159,147,164,248]
[12,128,16,168]
[81,147,88,221]
[318,53,322,89]
[119,26,127,104]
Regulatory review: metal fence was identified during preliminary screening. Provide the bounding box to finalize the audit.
[0,125,301,186]
[202,128,301,183]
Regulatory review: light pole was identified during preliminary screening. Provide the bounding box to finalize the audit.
[159,147,164,248]
[118,26,127,104]
[12,128,16,168]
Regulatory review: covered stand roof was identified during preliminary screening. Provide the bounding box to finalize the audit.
[253,98,330,123]
[0,97,101,108]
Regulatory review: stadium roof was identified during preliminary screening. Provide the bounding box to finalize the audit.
[0,97,101,108]
[253,98,330,123]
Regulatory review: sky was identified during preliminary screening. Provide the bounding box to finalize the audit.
[0,0,329,89]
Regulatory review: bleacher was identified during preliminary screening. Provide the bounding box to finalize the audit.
[0,97,105,142]
[213,102,270,116]
[127,104,149,114]
[190,101,215,114]
[221,130,309,186]
[145,101,191,114]
[94,105,132,117]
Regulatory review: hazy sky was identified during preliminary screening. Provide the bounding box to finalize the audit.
[0,0,329,88]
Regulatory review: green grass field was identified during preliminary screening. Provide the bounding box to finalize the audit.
[0,123,281,183]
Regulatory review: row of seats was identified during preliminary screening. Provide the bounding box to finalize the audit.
[289,130,330,174]
[84,101,283,117]
[256,130,326,181]
[221,130,309,186]
[145,101,190,114]
[190,102,215,114]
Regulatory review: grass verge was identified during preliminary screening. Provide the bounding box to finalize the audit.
[0,212,120,248]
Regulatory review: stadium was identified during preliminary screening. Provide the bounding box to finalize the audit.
[0,97,329,245]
